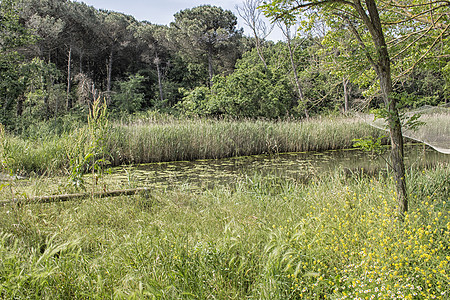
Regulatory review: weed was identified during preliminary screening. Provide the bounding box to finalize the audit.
[0,166,448,298]
[67,97,110,191]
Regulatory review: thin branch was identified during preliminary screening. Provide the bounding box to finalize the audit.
[337,12,377,70]
[390,24,435,60]
[382,0,450,9]
[290,0,355,9]
[383,9,445,26]
[266,0,355,22]
[396,22,450,77]
[386,27,429,46]
[385,1,449,29]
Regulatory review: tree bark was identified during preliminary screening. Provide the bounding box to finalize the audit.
[79,51,83,74]
[343,77,349,112]
[360,0,408,216]
[281,24,307,116]
[286,32,304,102]
[255,33,268,69]
[106,48,113,104]
[66,46,72,110]
[237,0,269,69]
[207,47,214,88]
[154,53,165,106]
[16,95,23,117]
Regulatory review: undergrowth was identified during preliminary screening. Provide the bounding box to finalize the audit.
[0,165,448,299]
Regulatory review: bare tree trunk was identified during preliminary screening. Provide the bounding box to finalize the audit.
[343,77,349,112]
[44,94,49,120]
[79,51,83,74]
[287,34,304,101]
[16,95,23,117]
[236,0,272,68]
[281,23,307,115]
[207,48,214,88]
[255,34,268,69]
[106,48,113,104]
[66,46,72,110]
[154,53,164,106]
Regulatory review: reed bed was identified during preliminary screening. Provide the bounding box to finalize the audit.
[0,165,448,299]
[1,116,384,175]
[106,116,384,165]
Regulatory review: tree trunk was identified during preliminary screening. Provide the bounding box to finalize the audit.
[44,94,49,120]
[287,34,304,102]
[361,0,408,216]
[343,77,349,112]
[16,95,23,117]
[283,25,307,116]
[66,46,72,110]
[207,48,214,88]
[79,51,83,74]
[155,53,164,106]
[255,35,268,69]
[378,69,407,216]
[106,48,113,104]
[237,0,269,69]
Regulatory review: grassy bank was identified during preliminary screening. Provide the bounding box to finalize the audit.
[1,116,384,175]
[0,165,448,299]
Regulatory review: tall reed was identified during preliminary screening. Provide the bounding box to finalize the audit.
[107,116,384,165]
[2,116,384,175]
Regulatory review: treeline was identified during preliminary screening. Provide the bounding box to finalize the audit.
[0,0,448,131]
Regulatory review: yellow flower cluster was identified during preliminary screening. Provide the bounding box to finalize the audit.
[267,184,449,299]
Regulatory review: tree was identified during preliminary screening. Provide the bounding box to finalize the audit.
[169,5,243,87]
[132,22,167,106]
[177,47,294,118]
[18,0,96,110]
[111,74,145,114]
[277,21,308,116]
[262,0,410,216]
[0,0,35,128]
[96,11,135,103]
[61,1,97,110]
[236,0,273,68]
[22,58,62,120]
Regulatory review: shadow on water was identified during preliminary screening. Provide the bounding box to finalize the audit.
[110,143,449,191]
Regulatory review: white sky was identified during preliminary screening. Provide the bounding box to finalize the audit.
[75,0,283,41]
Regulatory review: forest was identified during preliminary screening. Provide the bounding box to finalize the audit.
[0,0,449,299]
[0,0,448,132]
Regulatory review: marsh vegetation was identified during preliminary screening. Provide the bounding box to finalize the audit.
[1,113,449,299]
[0,164,448,299]
[1,115,385,176]
[1,0,450,298]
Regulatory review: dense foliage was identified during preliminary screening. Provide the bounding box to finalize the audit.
[0,0,448,131]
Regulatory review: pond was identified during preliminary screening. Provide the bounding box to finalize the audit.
[110,143,449,191]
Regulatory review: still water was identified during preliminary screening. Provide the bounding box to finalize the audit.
[111,144,449,190]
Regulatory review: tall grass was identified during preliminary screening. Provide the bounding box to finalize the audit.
[0,165,448,298]
[1,116,384,175]
[108,116,384,164]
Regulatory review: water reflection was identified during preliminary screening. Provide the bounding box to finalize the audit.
[111,144,449,190]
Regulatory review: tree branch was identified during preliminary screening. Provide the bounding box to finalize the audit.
[381,0,450,9]
[396,22,450,77]
[385,0,449,29]
[390,25,435,60]
[337,12,377,70]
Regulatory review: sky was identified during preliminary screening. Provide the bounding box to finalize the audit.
[74,0,283,41]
